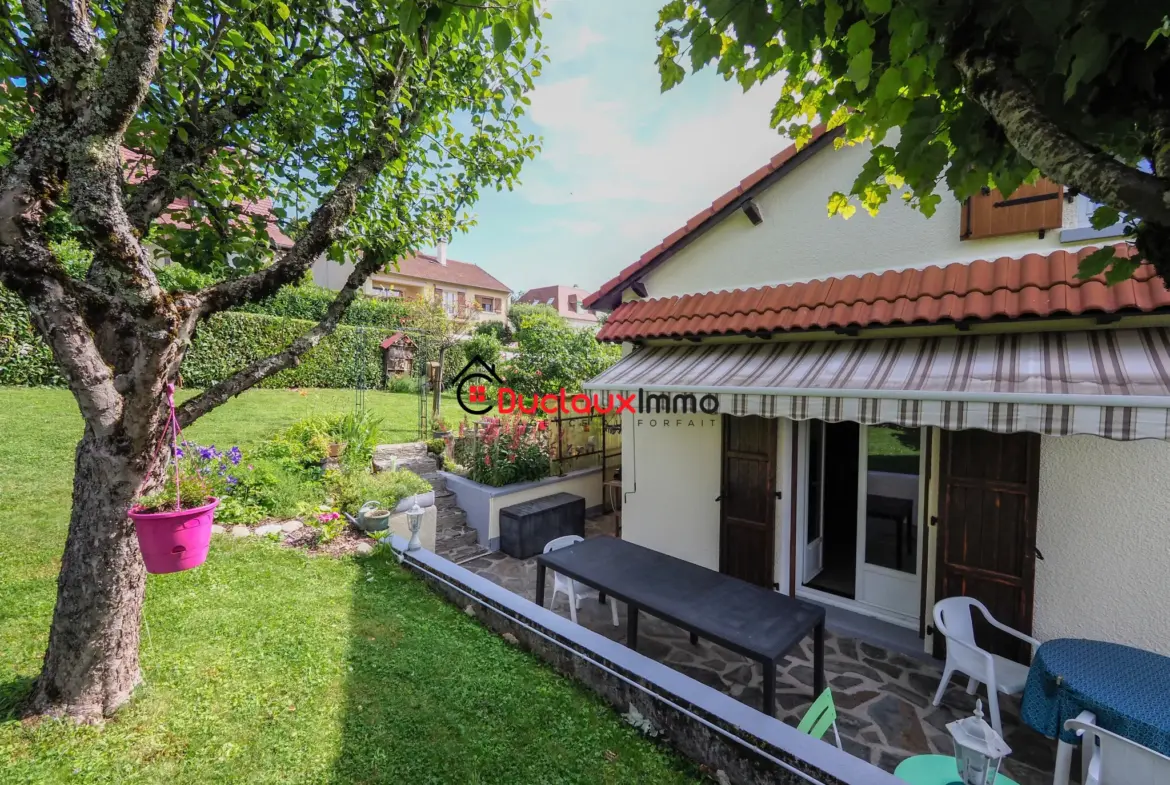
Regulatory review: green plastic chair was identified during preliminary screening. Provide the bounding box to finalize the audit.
[797,688,843,750]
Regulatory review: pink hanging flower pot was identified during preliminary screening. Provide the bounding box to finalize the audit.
[129,497,219,574]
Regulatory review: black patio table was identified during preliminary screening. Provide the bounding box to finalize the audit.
[535,536,825,718]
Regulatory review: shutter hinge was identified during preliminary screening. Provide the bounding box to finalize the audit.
[930,515,939,527]
[774,491,783,500]
[993,192,1060,208]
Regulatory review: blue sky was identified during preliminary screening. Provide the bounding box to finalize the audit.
[446,0,792,295]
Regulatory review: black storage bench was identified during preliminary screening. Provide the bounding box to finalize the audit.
[499,492,585,560]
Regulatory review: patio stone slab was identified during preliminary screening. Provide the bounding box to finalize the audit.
[461,513,1055,785]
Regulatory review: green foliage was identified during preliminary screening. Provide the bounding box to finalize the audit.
[183,312,384,390]
[0,285,60,387]
[2,0,548,278]
[656,0,1170,283]
[453,415,551,487]
[325,468,431,516]
[501,308,621,396]
[425,438,447,455]
[386,375,420,394]
[333,409,384,470]
[463,333,502,369]
[475,320,514,344]
[507,301,558,333]
[238,281,410,329]
[135,474,212,515]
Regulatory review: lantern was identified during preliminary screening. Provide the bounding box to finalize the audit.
[946,700,1012,785]
[406,497,424,552]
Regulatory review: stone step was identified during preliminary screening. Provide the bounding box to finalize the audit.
[420,471,447,493]
[434,489,459,510]
[442,542,491,565]
[435,525,479,557]
[372,443,438,475]
[436,506,468,530]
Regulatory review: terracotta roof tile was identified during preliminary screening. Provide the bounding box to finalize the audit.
[595,245,1162,342]
[388,253,511,292]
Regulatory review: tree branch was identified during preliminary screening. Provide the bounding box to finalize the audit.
[955,49,1170,227]
[0,243,123,432]
[77,0,174,140]
[192,46,416,317]
[175,252,385,426]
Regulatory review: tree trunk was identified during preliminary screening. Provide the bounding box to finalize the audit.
[27,428,148,720]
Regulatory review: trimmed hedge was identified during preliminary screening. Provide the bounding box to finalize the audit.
[1,287,388,389]
[183,312,385,389]
[0,286,64,386]
[238,283,410,329]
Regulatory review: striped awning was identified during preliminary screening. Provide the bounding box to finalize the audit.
[583,328,1170,440]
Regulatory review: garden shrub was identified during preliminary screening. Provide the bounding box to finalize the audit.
[462,333,502,368]
[500,307,620,396]
[474,319,513,344]
[325,468,431,515]
[0,285,62,386]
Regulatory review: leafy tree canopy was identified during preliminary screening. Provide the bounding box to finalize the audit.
[656,0,1170,282]
[1,0,544,278]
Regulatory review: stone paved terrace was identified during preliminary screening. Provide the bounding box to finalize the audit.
[460,515,1058,785]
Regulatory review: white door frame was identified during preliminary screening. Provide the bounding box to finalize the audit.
[792,420,925,630]
[854,425,923,626]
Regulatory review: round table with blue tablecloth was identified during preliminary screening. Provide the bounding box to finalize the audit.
[1021,638,1170,756]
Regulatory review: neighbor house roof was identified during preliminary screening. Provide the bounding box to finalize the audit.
[384,253,511,293]
[121,148,293,249]
[517,285,600,322]
[596,244,1165,342]
[585,123,841,311]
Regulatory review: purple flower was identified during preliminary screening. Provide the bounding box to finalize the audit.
[226,476,238,486]
[198,446,215,461]
[175,447,184,458]
[228,446,242,466]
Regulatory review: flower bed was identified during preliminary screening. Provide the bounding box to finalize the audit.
[451,415,551,487]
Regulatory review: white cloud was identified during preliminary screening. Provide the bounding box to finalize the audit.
[556,26,606,61]
[522,75,789,218]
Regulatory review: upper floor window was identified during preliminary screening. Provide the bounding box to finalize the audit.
[476,295,496,313]
[1060,160,1148,243]
[443,290,459,315]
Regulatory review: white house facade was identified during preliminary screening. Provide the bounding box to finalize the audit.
[583,125,1170,664]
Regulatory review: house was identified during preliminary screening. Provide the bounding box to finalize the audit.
[517,284,603,328]
[312,241,510,324]
[583,124,1170,665]
[121,148,294,252]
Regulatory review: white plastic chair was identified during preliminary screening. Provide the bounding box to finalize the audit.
[543,535,619,627]
[1063,710,1170,785]
[931,596,1039,736]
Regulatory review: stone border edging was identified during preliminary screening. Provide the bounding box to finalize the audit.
[386,535,904,785]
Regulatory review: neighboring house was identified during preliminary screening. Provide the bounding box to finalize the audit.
[516,285,603,328]
[312,241,510,324]
[121,148,293,252]
[583,124,1170,663]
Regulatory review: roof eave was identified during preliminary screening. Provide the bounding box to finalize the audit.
[586,127,844,311]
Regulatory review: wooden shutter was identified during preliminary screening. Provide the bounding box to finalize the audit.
[433,287,443,302]
[934,429,1040,664]
[960,179,1064,241]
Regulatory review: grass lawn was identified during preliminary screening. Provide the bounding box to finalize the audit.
[0,387,695,785]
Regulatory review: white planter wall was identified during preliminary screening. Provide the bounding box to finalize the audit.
[442,468,603,550]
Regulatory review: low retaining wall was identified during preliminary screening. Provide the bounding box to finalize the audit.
[388,535,902,785]
[442,467,603,551]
